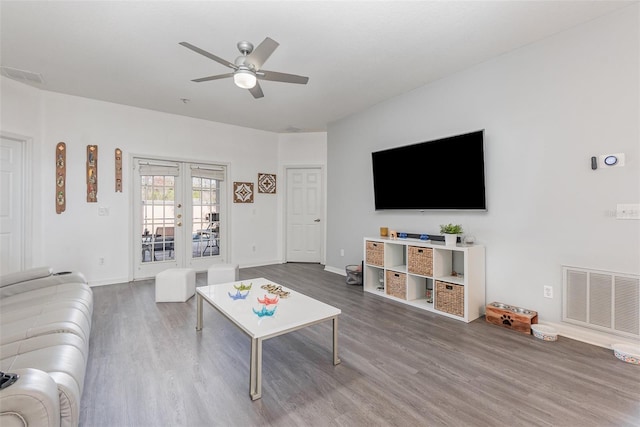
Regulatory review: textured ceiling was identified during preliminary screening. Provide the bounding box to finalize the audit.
[1,1,634,133]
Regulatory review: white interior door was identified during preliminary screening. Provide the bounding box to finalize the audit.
[0,136,25,273]
[286,167,323,263]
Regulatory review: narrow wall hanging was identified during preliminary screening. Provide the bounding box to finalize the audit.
[115,148,123,192]
[233,182,254,203]
[258,173,276,194]
[55,142,66,214]
[86,145,98,202]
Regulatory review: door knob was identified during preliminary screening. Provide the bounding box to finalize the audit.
[314,218,321,222]
[176,214,182,219]
[177,222,182,226]
[177,203,182,208]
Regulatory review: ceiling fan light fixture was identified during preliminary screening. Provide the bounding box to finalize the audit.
[234,69,256,89]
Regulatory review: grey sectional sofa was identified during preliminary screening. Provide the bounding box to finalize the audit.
[0,267,93,427]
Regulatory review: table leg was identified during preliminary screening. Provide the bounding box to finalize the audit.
[250,337,263,400]
[333,316,341,365]
[196,292,203,331]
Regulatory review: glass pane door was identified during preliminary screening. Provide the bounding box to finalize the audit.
[141,174,176,263]
[190,174,220,259]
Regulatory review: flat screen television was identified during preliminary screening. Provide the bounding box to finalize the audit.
[371,130,486,210]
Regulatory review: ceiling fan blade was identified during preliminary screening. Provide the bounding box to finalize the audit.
[246,37,279,70]
[191,73,234,83]
[249,82,264,99]
[179,42,237,70]
[258,70,309,85]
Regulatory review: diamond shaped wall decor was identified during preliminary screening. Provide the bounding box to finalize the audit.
[258,173,276,194]
[233,182,254,203]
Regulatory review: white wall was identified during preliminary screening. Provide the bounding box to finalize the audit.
[1,77,300,284]
[277,132,328,263]
[326,5,639,323]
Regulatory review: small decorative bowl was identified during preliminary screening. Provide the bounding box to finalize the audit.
[531,324,558,341]
[611,344,640,365]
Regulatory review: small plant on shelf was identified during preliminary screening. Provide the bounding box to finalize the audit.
[440,223,463,234]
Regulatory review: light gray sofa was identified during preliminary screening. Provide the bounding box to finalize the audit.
[0,267,93,427]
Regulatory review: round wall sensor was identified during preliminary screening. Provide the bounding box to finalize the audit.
[604,155,618,166]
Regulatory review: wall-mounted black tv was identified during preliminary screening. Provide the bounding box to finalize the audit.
[372,130,486,210]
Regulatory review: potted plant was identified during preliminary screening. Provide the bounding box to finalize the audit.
[440,223,463,246]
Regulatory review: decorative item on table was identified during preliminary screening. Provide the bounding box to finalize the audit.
[257,294,279,305]
[234,282,253,291]
[425,286,433,303]
[389,230,397,239]
[253,305,277,317]
[419,234,429,241]
[611,343,640,365]
[379,227,388,237]
[228,290,250,300]
[463,235,476,245]
[530,324,558,341]
[440,223,463,246]
[260,283,290,298]
[398,232,408,239]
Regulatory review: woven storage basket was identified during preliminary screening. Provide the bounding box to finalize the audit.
[435,281,464,317]
[366,241,384,266]
[385,271,406,299]
[407,246,433,276]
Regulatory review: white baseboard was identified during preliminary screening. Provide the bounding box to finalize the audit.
[545,321,639,349]
[324,265,346,276]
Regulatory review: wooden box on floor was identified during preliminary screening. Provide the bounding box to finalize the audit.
[485,302,538,334]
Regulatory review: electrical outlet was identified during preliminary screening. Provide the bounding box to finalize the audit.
[544,285,553,299]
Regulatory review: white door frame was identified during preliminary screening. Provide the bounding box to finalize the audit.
[283,165,325,264]
[0,132,33,272]
[129,153,231,281]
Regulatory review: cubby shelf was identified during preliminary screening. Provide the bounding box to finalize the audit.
[363,237,485,323]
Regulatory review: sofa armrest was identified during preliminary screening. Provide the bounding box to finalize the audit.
[0,368,61,427]
[0,269,87,299]
[0,267,53,288]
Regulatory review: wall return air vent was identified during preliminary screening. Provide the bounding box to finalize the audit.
[563,266,639,339]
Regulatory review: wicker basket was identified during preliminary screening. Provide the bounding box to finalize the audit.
[435,281,464,317]
[407,246,433,276]
[366,241,384,266]
[385,271,406,299]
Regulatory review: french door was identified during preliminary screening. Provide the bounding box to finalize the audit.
[132,157,227,279]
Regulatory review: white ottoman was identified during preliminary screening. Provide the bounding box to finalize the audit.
[207,263,239,285]
[155,268,196,302]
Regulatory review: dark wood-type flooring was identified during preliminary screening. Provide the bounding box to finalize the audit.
[80,263,640,426]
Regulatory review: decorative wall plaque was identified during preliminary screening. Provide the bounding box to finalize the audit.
[55,142,66,214]
[86,145,98,202]
[233,182,254,203]
[115,148,123,192]
[258,173,276,194]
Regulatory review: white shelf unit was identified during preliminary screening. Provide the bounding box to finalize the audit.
[363,237,486,323]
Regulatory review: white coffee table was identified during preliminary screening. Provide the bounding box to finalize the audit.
[195,277,341,400]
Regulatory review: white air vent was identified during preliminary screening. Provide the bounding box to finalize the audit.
[563,266,639,338]
[0,66,44,84]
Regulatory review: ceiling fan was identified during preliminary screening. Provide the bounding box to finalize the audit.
[179,37,309,99]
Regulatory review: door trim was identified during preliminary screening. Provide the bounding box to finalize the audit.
[282,164,326,265]
[128,153,231,281]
